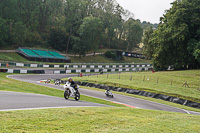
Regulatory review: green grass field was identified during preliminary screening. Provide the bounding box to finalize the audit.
[1,107,200,133]
[72,70,200,104]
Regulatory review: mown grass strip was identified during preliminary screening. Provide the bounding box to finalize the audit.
[0,107,199,133]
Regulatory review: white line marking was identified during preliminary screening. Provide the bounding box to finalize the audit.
[0,106,106,112]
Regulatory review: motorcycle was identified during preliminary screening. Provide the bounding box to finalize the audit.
[105,90,113,98]
[54,78,61,86]
[45,78,51,84]
[63,82,80,101]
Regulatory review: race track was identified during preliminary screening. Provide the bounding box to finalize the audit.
[0,91,109,111]
[3,74,200,115]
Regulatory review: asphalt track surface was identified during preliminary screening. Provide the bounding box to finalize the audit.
[3,74,200,115]
[0,91,109,111]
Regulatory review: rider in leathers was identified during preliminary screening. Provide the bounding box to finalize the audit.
[68,77,77,91]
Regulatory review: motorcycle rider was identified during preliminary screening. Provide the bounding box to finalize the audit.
[105,88,110,94]
[68,77,77,91]
[105,88,113,97]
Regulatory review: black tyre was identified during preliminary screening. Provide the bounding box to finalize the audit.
[64,90,69,100]
[75,91,80,101]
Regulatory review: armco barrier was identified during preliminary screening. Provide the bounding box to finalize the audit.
[33,70,45,74]
[76,81,200,109]
[65,67,152,73]
[2,66,153,74]
[6,69,34,74]
[0,61,153,69]
[5,69,45,74]
[0,69,8,72]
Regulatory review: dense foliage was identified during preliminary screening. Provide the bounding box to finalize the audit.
[143,0,200,70]
[0,0,156,57]
[104,51,117,60]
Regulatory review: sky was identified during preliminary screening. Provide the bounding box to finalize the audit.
[116,0,175,24]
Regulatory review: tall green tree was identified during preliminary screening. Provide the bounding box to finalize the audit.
[142,27,154,59]
[143,0,200,70]
[64,0,86,54]
[71,36,82,57]
[0,17,8,47]
[10,22,28,47]
[125,19,143,51]
[48,28,68,52]
[79,15,103,56]
[0,0,19,21]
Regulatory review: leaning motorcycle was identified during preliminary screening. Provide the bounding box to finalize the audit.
[55,78,61,86]
[63,82,80,101]
[105,90,113,98]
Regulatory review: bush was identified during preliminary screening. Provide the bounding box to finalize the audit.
[104,51,117,60]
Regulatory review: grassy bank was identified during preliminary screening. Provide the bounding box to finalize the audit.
[0,52,151,64]
[70,55,151,63]
[72,70,200,104]
[0,52,29,62]
[0,107,199,132]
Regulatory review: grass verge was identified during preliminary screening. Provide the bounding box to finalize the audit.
[71,70,200,103]
[70,55,151,63]
[0,107,200,132]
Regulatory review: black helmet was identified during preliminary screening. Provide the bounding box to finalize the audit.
[68,77,72,82]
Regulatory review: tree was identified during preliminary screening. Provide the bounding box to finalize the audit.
[11,22,29,47]
[71,36,82,57]
[187,39,200,67]
[144,0,200,70]
[142,27,154,59]
[48,28,68,52]
[0,0,19,21]
[64,0,85,54]
[79,15,103,56]
[0,17,8,47]
[125,19,143,51]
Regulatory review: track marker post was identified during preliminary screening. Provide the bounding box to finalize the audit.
[182,81,189,88]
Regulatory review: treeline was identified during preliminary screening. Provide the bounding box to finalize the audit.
[142,0,200,70]
[0,0,156,56]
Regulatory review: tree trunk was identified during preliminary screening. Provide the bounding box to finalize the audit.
[126,42,130,51]
[66,35,71,56]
